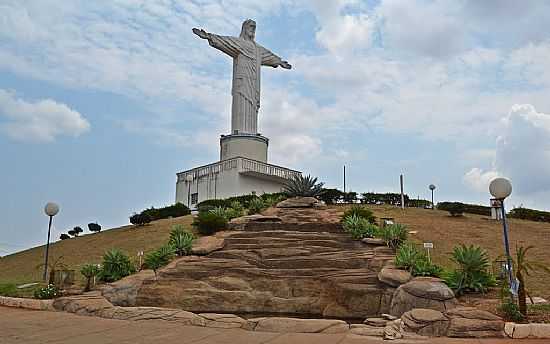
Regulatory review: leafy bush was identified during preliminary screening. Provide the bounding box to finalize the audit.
[226,201,244,219]
[377,224,408,249]
[395,242,442,277]
[88,223,101,233]
[34,284,60,299]
[209,206,230,219]
[342,205,376,224]
[197,199,229,212]
[144,245,175,278]
[318,188,344,205]
[509,207,550,223]
[80,264,101,292]
[169,225,194,256]
[499,298,525,322]
[247,197,266,215]
[342,215,379,239]
[261,194,285,207]
[443,244,495,295]
[99,249,136,282]
[282,174,324,197]
[59,233,70,240]
[437,202,491,216]
[133,202,190,224]
[129,213,152,226]
[68,226,83,237]
[193,211,227,235]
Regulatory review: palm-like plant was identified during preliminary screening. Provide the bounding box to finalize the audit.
[444,244,495,295]
[169,225,195,256]
[80,264,101,292]
[100,249,136,282]
[145,245,175,279]
[282,174,324,197]
[512,246,550,316]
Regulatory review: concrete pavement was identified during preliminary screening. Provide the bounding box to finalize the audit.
[1,307,547,344]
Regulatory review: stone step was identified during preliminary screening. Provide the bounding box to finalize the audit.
[240,222,343,233]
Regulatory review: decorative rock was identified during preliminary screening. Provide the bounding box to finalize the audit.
[445,307,503,337]
[507,323,531,339]
[389,277,457,317]
[381,313,398,321]
[530,323,550,339]
[0,296,54,311]
[53,292,114,316]
[384,319,404,340]
[229,215,282,224]
[320,323,350,334]
[191,236,225,255]
[198,313,246,328]
[402,309,449,337]
[249,317,348,333]
[276,197,326,209]
[107,307,206,326]
[378,268,412,287]
[527,296,548,305]
[362,238,386,245]
[102,270,155,306]
[363,317,388,327]
[350,324,385,336]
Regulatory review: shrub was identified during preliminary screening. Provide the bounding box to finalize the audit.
[509,207,550,223]
[342,205,376,224]
[226,201,244,219]
[80,264,101,292]
[129,213,152,226]
[144,245,175,278]
[318,188,344,205]
[34,284,60,299]
[99,249,136,282]
[247,197,266,215]
[437,202,490,216]
[395,242,442,277]
[443,244,495,295]
[169,225,195,256]
[134,202,191,223]
[262,194,285,207]
[282,174,324,197]
[342,215,379,239]
[59,234,70,240]
[197,199,229,212]
[88,223,101,233]
[193,211,227,235]
[68,226,83,237]
[377,224,408,249]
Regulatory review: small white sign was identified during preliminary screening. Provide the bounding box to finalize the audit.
[423,242,434,249]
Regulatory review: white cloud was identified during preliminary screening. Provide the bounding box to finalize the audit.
[464,104,550,205]
[0,89,90,142]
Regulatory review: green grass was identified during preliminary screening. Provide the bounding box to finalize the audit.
[0,283,45,298]
[0,215,195,287]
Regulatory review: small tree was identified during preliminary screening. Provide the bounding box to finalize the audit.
[80,264,101,292]
[144,246,175,279]
[318,188,344,205]
[71,226,83,237]
[513,246,550,316]
[59,234,70,240]
[129,213,152,226]
[88,223,101,233]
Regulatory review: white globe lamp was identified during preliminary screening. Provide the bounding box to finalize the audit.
[43,202,60,281]
[489,178,512,200]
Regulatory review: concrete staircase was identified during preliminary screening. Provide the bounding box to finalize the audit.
[135,211,395,319]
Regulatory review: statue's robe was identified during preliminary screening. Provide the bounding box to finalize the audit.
[207,34,282,134]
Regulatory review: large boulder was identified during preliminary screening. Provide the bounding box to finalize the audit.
[276,197,326,208]
[101,270,155,306]
[191,235,225,255]
[389,277,457,317]
[402,308,449,337]
[378,268,412,287]
[445,307,504,338]
[246,317,348,333]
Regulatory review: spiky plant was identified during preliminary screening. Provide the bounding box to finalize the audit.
[282,174,324,197]
[80,264,101,292]
[100,249,136,282]
[169,225,195,256]
[512,246,550,316]
[444,244,495,295]
[144,246,175,279]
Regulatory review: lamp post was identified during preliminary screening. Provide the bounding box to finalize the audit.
[43,202,60,282]
[489,177,516,295]
[186,174,194,208]
[429,184,436,210]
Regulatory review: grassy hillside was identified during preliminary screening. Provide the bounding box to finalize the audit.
[1,205,549,299]
[0,215,194,285]
[361,205,550,300]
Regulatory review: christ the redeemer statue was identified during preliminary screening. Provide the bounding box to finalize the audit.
[193,19,291,135]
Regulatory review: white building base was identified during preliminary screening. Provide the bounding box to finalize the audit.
[176,156,300,208]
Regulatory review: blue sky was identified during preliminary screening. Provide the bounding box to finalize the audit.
[1,0,550,255]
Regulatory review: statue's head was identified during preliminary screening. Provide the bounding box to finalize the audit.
[240,19,256,41]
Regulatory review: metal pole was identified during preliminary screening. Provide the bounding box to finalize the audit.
[431,189,434,210]
[43,215,53,282]
[343,165,346,194]
[400,174,405,210]
[500,200,515,293]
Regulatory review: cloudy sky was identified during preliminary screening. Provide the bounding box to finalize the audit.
[1,0,550,255]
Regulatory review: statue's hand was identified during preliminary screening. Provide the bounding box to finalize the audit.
[279,60,292,69]
[192,28,209,39]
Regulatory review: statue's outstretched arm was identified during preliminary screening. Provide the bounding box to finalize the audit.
[192,28,241,58]
[259,46,292,69]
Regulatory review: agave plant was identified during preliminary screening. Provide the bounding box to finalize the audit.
[169,225,195,256]
[342,214,378,240]
[444,244,495,295]
[209,206,230,219]
[378,224,408,249]
[282,174,324,197]
[80,264,101,292]
[100,249,136,282]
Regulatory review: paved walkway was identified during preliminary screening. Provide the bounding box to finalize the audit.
[1,307,546,344]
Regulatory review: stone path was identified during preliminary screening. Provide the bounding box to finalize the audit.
[0,307,545,344]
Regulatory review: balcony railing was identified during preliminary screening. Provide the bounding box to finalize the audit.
[177,157,300,183]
